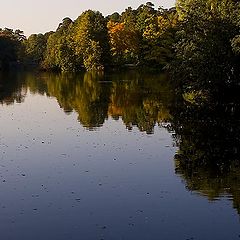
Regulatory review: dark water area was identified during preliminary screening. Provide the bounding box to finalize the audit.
[0,71,239,240]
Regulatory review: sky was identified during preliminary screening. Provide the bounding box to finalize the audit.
[0,0,176,37]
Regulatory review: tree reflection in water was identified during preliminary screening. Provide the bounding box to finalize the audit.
[40,71,173,133]
[171,88,240,214]
[1,71,240,214]
[0,72,26,104]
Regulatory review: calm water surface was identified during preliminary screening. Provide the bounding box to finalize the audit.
[0,72,239,240]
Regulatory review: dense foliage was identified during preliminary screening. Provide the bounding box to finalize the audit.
[0,2,178,72]
[171,0,240,95]
[37,3,179,71]
[0,28,25,70]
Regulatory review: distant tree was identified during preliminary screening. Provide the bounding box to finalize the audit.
[25,3,182,72]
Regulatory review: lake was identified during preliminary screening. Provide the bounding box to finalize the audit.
[0,71,239,240]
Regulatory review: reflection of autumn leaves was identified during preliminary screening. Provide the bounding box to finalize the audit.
[107,73,173,133]
[11,71,173,133]
[143,100,171,123]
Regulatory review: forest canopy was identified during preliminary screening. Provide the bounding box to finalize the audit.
[0,2,178,71]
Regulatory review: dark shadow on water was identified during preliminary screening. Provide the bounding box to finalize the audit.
[0,72,26,104]
[170,87,240,214]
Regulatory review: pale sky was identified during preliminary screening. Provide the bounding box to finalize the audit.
[0,0,175,37]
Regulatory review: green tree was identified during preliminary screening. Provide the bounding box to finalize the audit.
[43,17,75,71]
[25,33,48,66]
[171,0,240,95]
[83,40,103,71]
[106,12,121,22]
[136,2,156,33]
[72,10,110,70]
[142,7,179,67]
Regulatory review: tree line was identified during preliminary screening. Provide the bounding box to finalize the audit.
[0,2,178,72]
[1,0,240,91]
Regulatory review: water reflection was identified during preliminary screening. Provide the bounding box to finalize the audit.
[44,72,110,129]
[0,71,173,133]
[0,71,240,217]
[108,72,172,134]
[0,72,26,104]
[171,91,240,213]
[44,71,173,133]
